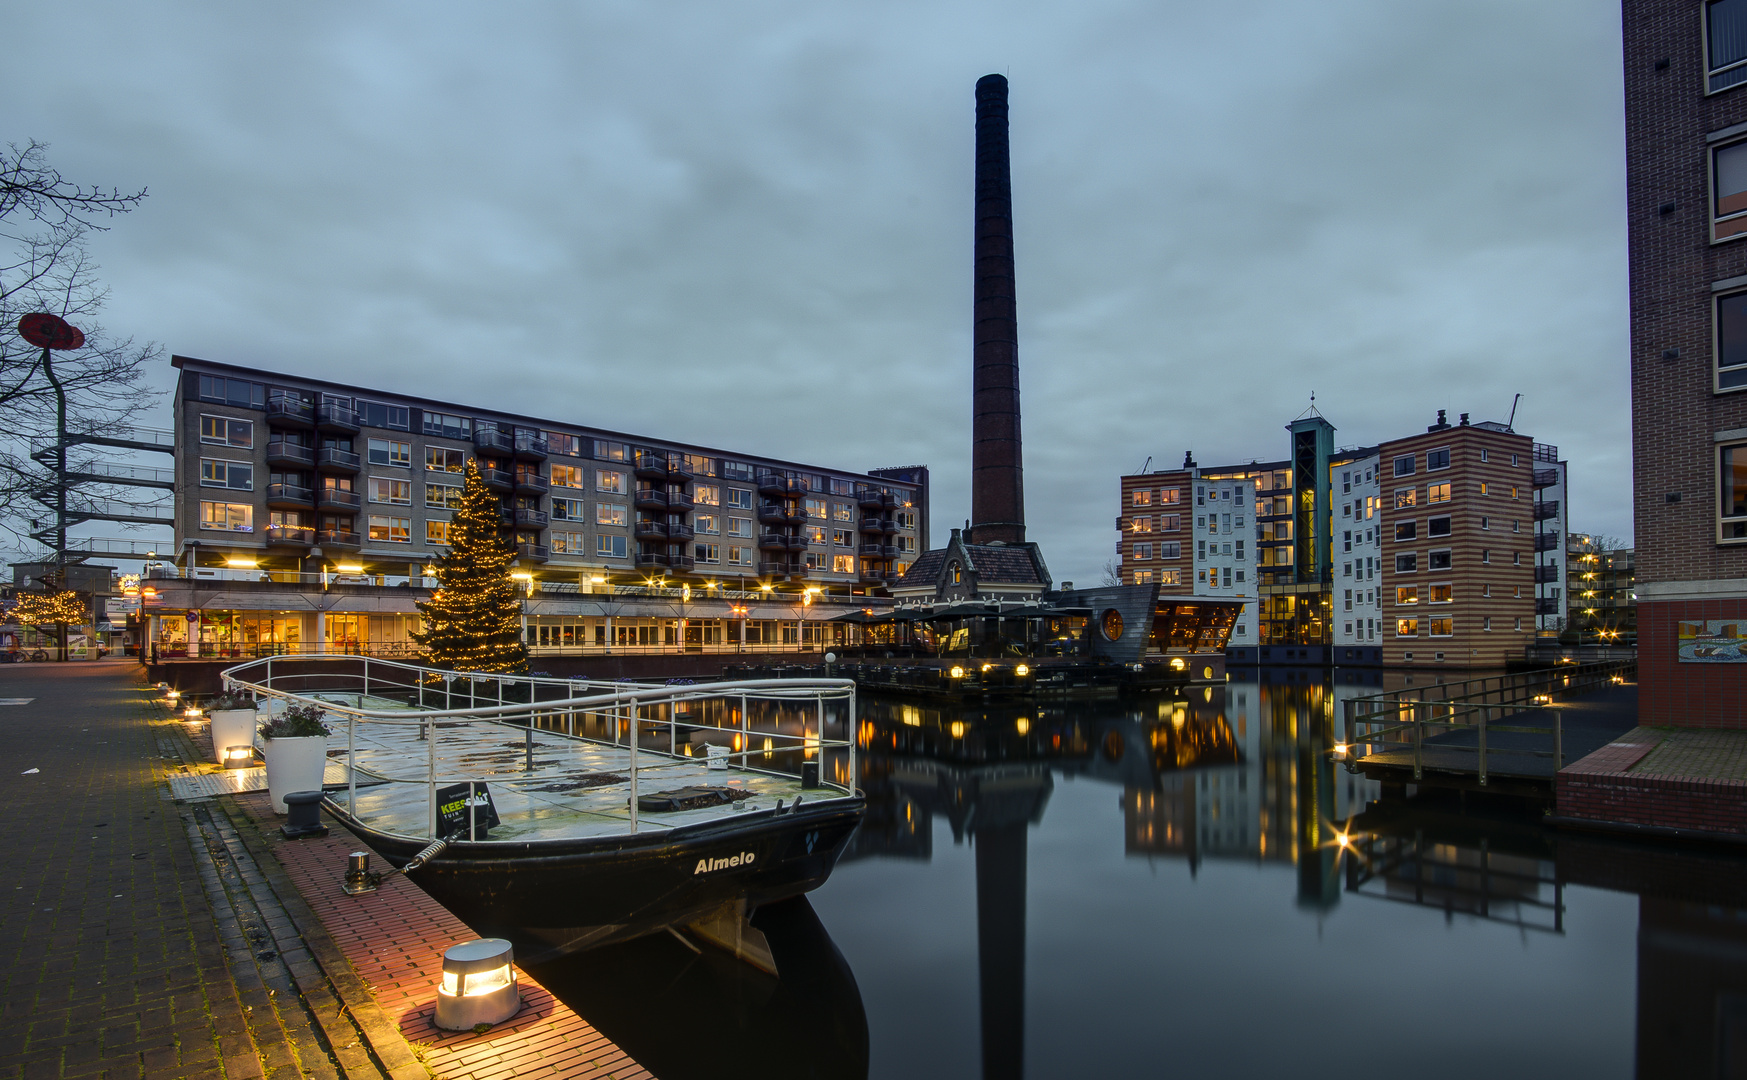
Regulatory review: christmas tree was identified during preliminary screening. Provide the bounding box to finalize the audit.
[10,589,88,662]
[412,459,529,673]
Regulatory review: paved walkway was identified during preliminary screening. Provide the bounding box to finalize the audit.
[1557,722,1747,839]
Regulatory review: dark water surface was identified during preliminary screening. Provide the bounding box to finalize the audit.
[526,678,1747,1080]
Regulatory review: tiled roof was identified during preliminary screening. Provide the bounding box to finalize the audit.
[965,544,1046,584]
[899,549,949,584]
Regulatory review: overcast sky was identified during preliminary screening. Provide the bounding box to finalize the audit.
[5,1,1630,582]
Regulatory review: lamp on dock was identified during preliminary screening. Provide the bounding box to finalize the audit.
[434,938,520,1031]
[222,744,254,769]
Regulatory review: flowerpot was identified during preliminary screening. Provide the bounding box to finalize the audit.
[209,709,257,766]
[263,735,328,814]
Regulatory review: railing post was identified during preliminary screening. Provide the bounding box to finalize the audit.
[1477,705,1487,787]
[849,686,858,791]
[1554,710,1563,773]
[348,714,356,816]
[427,714,438,840]
[628,699,639,833]
[1413,704,1423,781]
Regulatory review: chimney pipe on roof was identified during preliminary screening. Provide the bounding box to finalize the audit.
[967,74,1026,546]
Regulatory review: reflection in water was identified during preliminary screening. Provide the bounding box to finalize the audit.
[518,679,1747,1079]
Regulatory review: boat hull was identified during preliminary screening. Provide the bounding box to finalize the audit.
[325,795,865,952]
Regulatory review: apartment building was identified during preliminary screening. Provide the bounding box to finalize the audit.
[1622,0,1747,724]
[1117,468,1257,643]
[1376,417,1540,667]
[1333,453,1382,653]
[158,356,928,660]
[1566,535,1638,644]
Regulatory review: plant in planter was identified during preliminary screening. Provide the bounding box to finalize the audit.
[207,691,260,767]
[260,703,332,813]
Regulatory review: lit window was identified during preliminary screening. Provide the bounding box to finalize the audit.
[550,530,586,554]
[1429,584,1452,603]
[200,459,253,490]
[1427,482,1451,503]
[695,484,721,507]
[1428,617,1453,637]
[550,464,584,488]
[369,478,411,505]
[596,469,626,493]
[367,515,410,543]
[199,501,253,531]
[425,446,465,473]
[1394,488,1417,509]
[366,439,410,468]
[1133,490,1152,506]
[1132,517,1154,533]
[425,520,451,545]
[1396,586,1419,605]
[1396,618,1419,637]
[552,497,587,521]
[425,483,462,509]
[831,554,854,573]
[544,432,583,457]
[1723,443,1747,539]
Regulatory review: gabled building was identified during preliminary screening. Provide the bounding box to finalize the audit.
[889,528,1050,603]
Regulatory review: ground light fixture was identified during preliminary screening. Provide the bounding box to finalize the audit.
[434,938,520,1031]
[222,745,253,769]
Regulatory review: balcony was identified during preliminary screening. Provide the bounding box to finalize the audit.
[859,517,886,534]
[634,452,677,481]
[479,467,513,492]
[1534,564,1559,583]
[1533,500,1560,522]
[473,426,514,455]
[317,527,361,550]
[316,401,359,433]
[265,525,315,548]
[505,508,549,529]
[667,491,695,512]
[1534,532,1560,552]
[512,432,548,461]
[1535,598,1561,616]
[879,518,897,534]
[265,396,314,428]
[635,521,669,542]
[758,503,805,526]
[757,472,808,497]
[667,524,695,542]
[266,440,316,468]
[666,554,696,572]
[860,567,892,585]
[759,560,797,577]
[513,471,549,495]
[856,487,885,510]
[786,535,811,552]
[1533,468,1559,489]
[634,487,668,511]
[516,542,549,563]
[317,487,361,512]
[265,483,314,511]
[759,532,790,551]
[634,553,669,570]
[859,543,888,558]
[316,447,360,473]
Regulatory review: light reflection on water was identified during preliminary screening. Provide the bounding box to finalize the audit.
[529,677,1747,1080]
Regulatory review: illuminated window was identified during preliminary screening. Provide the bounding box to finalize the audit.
[199,501,253,531]
[1396,586,1419,605]
[596,469,626,493]
[425,483,462,509]
[1429,584,1452,603]
[694,484,720,506]
[200,459,253,490]
[1428,483,1452,503]
[1133,490,1152,506]
[1394,488,1417,509]
[1132,517,1153,533]
[1428,617,1453,637]
[832,554,854,573]
[550,464,584,488]
[425,520,451,545]
[550,530,586,554]
[369,478,411,505]
[425,446,464,473]
[1133,569,1154,584]
[367,515,410,543]
[1396,618,1419,637]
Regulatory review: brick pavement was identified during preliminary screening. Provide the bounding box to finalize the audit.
[0,663,265,1080]
[1557,724,1747,839]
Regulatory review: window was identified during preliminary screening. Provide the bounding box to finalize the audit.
[727,516,753,537]
[1343,561,1352,577]
[367,439,410,468]
[197,375,266,408]
[1197,540,1205,560]
[1396,553,1418,573]
[1427,482,1451,504]
[695,484,720,506]
[833,502,855,522]
[1510,485,1519,499]
[1482,616,1492,632]
[1396,618,1419,637]
[550,464,584,488]
[550,531,586,555]
[425,446,464,473]
[423,412,472,439]
[696,514,720,534]
[832,554,854,574]
[805,498,828,519]
[425,483,462,509]
[1480,516,1490,530]
[899,535,918,552]
[597,534,628,559]
[1709,0,1747,92]
[1159,514,1179,531]
[357,401,410,430]
[1429,549,1452,570]
[426,520,451,545]
[686,455,717,477]
[725,544,749,565]
[1481,549,1492,564]
[807,526,826,545]
[1344,589,1353,611]
[1396,586,1419,604]
[1724,443,1747,539]
[1426,448,1450,471]
[726,488,754,509]
[805,552,825,570]
[1480,481,1490,495]
[1395,521,1417,541]
[544,432,583,457]
[1341,471,1351,494]
[594,440,629,462]
[832,528,851,546]
[368,515,410,543]
[1428,515,1452,537]
[1158,541,1181,559]
[1430,584,1452,603]
[552,497,587,521]
[1160,489,1181,504]
[1160,570,1182,585]
[1341,503,1351,519]
[898,510,917,529]
[1133,569,1154,585]
[1343,530,1352,552]
[369,478,411,505]
[1234,540,1243,559]
[1365,495,1377,519]
[1512,519,1521,533]
[1223,567,1232,587]
[200,415,253,447]
[199,500,252,531]
[1134,542,1152,560]
[1132,516,1154,533]
[200,459,253,490]
[1480,449,1489,462]
[596,469,625,493]
[1514,617,1522,631]
[1513,551,1522,566]
[1393,454,1416,477]
[698,544,723,564]
[721,460,754,481]
[1133,490,1152,506]
[1428,617,1453,637]
[595,502,627,526]
[1394,488,1417,509]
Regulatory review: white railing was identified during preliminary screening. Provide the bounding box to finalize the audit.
[219,654,858,841]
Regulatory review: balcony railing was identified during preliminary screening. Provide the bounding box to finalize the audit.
[318,528,362,548]
[265,483,314,508]
[634,488,668,510]
[317,447,360,472]
[266,397,314,426]
[479,468,514,490]
[513,432,549,459]
[516,542,549,562]
[634,521,668,541]
[514,472,549,494]
[318,487,362,511]
[757,472,808,497]
[266,440,316,466]
[265,525,316,547]
[505,508,549,529]
[1533,500,1560,522]
[1534,532,1560,552]
[473,426,514,454]
[317,401,359,431]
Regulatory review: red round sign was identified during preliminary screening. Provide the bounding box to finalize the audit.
[18,313,85,350]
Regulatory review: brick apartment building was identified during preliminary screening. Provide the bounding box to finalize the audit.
[1624,0,1747,725]
[1118,467,1258,643]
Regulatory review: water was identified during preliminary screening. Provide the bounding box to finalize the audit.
[524,677,1747,1080]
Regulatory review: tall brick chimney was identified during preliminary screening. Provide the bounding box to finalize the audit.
[967,73,1026,545]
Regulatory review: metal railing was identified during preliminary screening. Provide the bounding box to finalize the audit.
[1340,660,1634,785]
[219,654,858,841]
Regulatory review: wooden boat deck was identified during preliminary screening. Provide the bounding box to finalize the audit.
[305,693,825,842]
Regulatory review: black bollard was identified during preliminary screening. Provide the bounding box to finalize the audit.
[281,790,329,839]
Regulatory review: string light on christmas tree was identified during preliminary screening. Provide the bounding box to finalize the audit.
[411,459,529,674]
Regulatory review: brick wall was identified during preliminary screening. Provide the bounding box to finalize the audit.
[1639,595,1747,725]
[1558,767,1747,834]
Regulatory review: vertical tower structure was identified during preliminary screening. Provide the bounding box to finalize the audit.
[968,73,1026,546]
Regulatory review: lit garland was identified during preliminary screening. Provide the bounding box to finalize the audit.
[411,459,530,674]
[10,589,88,627]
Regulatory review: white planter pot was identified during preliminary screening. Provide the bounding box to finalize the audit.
[263,735,329,814]
[209,709,257,766]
